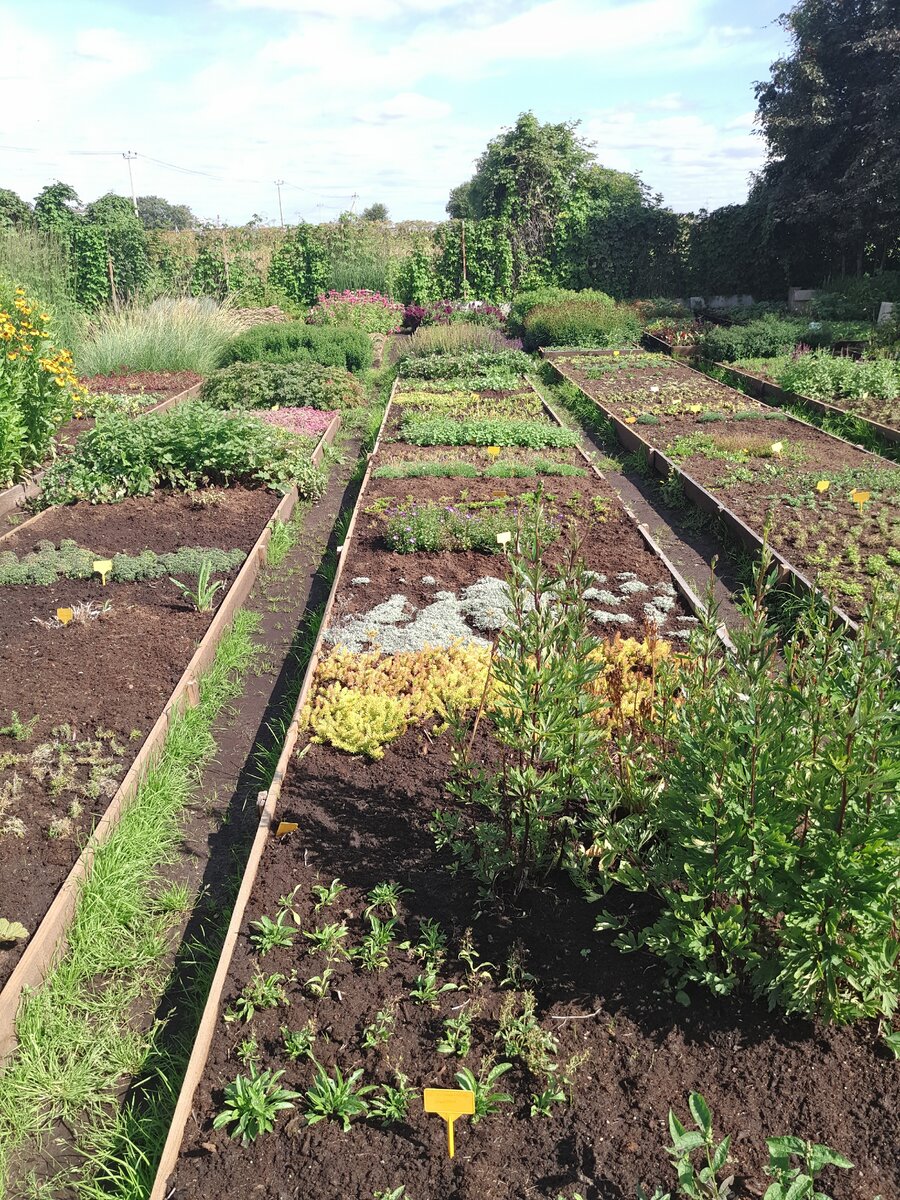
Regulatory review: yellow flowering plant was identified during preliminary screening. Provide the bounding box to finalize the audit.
[0,279,85,486]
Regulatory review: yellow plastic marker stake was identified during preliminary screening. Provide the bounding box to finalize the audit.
[57,607,74,625]
[423,1087,475,1158]
[486,446,501,461]
[850,488,871,515]
[816,479,830,494]
[496,531,512,552]
[275,821,298,838]
[93,558,113,586]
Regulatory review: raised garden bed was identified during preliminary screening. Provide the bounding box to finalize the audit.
[545,349,900,623]
[715,360,900,447]
[0,375,204,525]
[0,414,341,1054]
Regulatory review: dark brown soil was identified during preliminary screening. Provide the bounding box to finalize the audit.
[79,370,202,398]
[376,444,583,469]
[0,487,277,989]
[2,487,279,556]
[170,721,899,1200]
[335,471,690,637]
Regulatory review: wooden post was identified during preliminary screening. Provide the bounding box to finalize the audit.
[220,229,231,293]
[107,254,120,314]
[460,219,467,293]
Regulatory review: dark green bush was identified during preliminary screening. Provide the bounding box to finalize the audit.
[39,401,326,506]
[810,271,900,321]
[219,321,372,372]
[521,294,642,351]
[201,362,364,411]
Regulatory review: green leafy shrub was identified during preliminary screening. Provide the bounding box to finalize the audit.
[39,401,326,506]
[593,566,900,1023]
[521,292,642,351]
[810,271,900,321]
[219,321,372,372]
[201,361,363,410]
[700,315,813,361]
[267,224,328,306]
[774,350,900,403]
[400,413,578,449]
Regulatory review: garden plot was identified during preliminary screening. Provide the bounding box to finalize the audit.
[715,356,900,445]
[548,350,900,620]
[154,365,899,1200]
[0,486,281,992]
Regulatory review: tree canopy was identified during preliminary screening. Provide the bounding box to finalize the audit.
[137,194,198,231]
[361,202,389,221]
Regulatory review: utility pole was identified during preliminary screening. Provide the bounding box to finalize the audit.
[274,180,285,228]
[349,191,359,214]
[123,151,138,217]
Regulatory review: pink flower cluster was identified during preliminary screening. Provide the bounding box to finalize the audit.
[308,289,404,332]
[259,407,336,438]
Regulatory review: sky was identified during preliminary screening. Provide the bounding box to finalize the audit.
[0,0,791,225]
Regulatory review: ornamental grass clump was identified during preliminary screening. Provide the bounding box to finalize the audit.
[78,296,243,376]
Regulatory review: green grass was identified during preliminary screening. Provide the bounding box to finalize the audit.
[77,297,244,376]
[0,227,85,353]
[0,610,263,1198]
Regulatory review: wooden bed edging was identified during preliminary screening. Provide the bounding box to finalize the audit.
[0,382,204,525]
[148,382,395,1200]
[713,361,900,449]
[0,418,338,1060]
[543,352,860,633]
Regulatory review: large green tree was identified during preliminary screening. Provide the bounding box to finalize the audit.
[0,188,31,228]
[755,0,900,277]
[137,194,197,231]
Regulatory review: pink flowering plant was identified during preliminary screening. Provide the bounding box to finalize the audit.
[258,406,336,439]
[307,289,404,334]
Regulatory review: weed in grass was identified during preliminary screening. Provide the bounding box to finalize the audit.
[304,1062,375,1131]
[154,882,191,915]
[212,1067,300,1145]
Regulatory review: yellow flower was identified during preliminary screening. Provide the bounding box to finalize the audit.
[613,350,620,358]
[7,351,18,360]
[39,313,50,321]
[815,479,829,493]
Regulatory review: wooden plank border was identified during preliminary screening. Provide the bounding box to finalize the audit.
[542,349,860,632]
[0,382,203,525]
[0,418,337,1059]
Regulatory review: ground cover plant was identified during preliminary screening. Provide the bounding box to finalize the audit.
[697,315,872,363]
[551,350,900,618]
[201,361,364,411]
[731,350,900,430]
[38,400,326,506]
[399,413,578,449]
[394,386,545,420]
[0,279,85,487]
[644,317,701,347]
[220,321,372,372]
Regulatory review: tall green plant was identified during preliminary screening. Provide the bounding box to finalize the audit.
[593,559,900,1023]
[268,224,328,305]
[434,501,607,892]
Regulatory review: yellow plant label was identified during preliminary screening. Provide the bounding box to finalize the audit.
[57,607,74,625]
[275,821,298,838]
[496,531,512,547]
[93,558,113,586]
[423,1087,475,1158]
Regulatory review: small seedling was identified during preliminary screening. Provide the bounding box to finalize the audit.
[282,1019,317,1061]
[530,1085,566,1117]
[437,1008,475,1057]
[225,971,287,1022]
[368,1071,415,1125]
[361,1007,395,1049]
[170,559,226,612]
[765,1136,853,1200]
[410,966,457,1007]
[666,1093,734,1200]
[305,967,335,999]
[304,1061,375,1131]
[277,884,302,912]
[457,928,496,987]
[454,1061,514,1122]
[236,1034,260,1069]
[364,881,411,918]
[0,713,38,742]
[497,991,558,1075]
[312,877,346,911]
[354,915,397,971]
[250,913,295,955]
[374,1188,408,1200]
[303,920,349,960]
[501,941,536,988]
[212,1067,300,1144]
